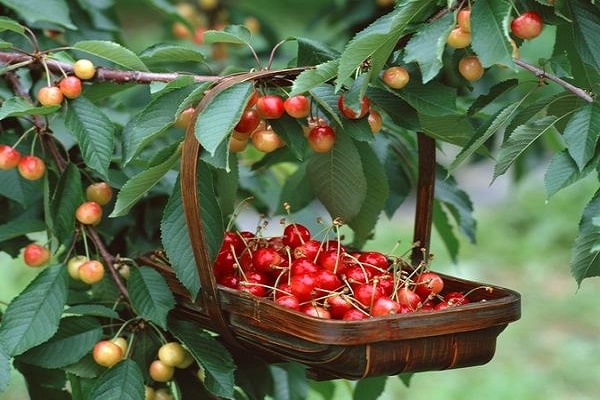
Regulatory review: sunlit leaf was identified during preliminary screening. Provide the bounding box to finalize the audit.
[73,40,149,71]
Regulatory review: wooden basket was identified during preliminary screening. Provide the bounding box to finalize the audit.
[140,70,521,381]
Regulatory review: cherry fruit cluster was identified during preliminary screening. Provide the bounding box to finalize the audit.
[213,222,485,320]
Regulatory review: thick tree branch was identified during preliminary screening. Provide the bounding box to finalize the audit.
[514,58,594,103]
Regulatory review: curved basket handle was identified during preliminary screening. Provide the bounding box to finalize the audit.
[411,133,436,265]
[179,68,308,346]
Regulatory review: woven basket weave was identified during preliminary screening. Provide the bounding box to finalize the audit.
[140,69,521,380]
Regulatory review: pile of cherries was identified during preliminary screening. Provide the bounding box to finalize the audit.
[213,222,487,320]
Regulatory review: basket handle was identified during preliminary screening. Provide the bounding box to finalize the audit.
[411,132,436,265]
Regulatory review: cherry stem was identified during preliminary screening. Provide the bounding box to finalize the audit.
[266,39,290,71]
[513,58,594,103]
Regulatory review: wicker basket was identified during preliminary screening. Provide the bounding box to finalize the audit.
[140,70,521,381]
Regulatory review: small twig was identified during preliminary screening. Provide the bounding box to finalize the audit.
[513,58,594,103]
[0,51,222,84]
[87,226,130,301]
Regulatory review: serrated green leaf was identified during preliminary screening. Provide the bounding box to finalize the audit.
[0,169,41,207]
[128,267,175,330]
[0,340,9,393]
[126,328,161,384]
[571,190,600,285]
[353,376,387,400]
[349,142,389,248]
[0,16,24,35]
[63,304,120,320]
[198,161,225,263]
[435,169,476,243]
[144,0,178,15]
[493,116,559,180]
[73,40,149,71]
[433,200,460,262]
[276,164,314,214]
[195,82,254,155]
[88,359,144,400]
[570,0,600,69]
[110,146,180,217]
[0,264,68,356]
[467,79,519,116]
[139,43,205,64]
[0,0,75,29]
[563,102,600,171]
[160,177,200,299]
[471,0,514,69]
[214,156,239,218]
[308,85,344,127]
[64,96,115,180]
[382,136,415,217]
[367,87,419,130]
[398,373,414,387]
[169,319,236,399]
[0,97,60,120]
[270,363,308,400]
[64,353,105,379]
[290,60,338,96]
[17,316,102,369]
[397,80,458,117]
[0,210,44,242]
[307,135,367,223]
[269,115,307,160]
[296,37,339,66]
[123,85,196,165]
[419,113,474,147]
[545,150,596,199]
[336,0,436,90]
[404,13,454,83]
[204,25,251,45]
[50,163,83,244]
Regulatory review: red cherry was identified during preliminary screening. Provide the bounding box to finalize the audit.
[275,282,293,299]
[300,304,331,319]
[37,86,63,106]
[283,95,310,118]
[220,231,246,253]
[342,266,372,286]
[337,95,370,119]
[252,247,282,273]
[75,201,103,225]
[325,294,354,319]
[290,258,319,276]
[375,274,395,296]
[357,251,389,275]
[314,269,342,292]
[238,278,267,297]
[445,291,470,306]
[323,240,345,253]
[0,145,21,170]
[23,243,51,267]
[371,296,401,317]
[213,250,236,277]
[317,249,343,274]
[307,125,336,153]
[396,287,421,310]
[342,308,368,321]
[256,95,285,119]
[276,294,300,311]
[415,272,444,300]
[293,239,321,260]
[290,273,318,302]
[246,89,259,109]
[511,11,543,40]
[353,283,385,309]
[217,274,239,288]
[234,109,261,134]
[282,223,311,249]
[17,155,46,180]
[59,76,83,99]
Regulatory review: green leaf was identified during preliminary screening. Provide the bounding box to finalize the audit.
[493,116,559,180]
[50,163,83,244]
[309,85,344,127]
[296,37,339,66]
[0,340,9,393]
[276,164,314,214]
[397,80,458,117]
[63,304,120,320]
[204,25,252,45]
[0,212,44,242]
[571,190,600,285]
[435,169,476,243]
[169,319,236,399]
[0,169,40,208]
[546,150,594,198]
[419,113,474,147]
[0,96,60,120]
[398,373,414,387]
[336,0,436,89]
[0,264,68,356]
[139,43,205,64]
[349,142,389,248]
[160,177,200,299]
[570,0,600,69]
[123,85,196,164]
[88,359,144,400]
[433,200,460,262]
[269,115,307,160]
[17,316,102,369]
[196,82,254,156]
[290,60,338,96]
[198,162,225,263]
[404,13,454,83]
[64,96,115,180]
[367,87,419,130]
[471,0,514,69]
[72,40,149,71]
[353,376,387,400]
[307,134,367,223]
[0,16,24,35]
[110,146,180,217]
[0,0,75,29]
[64,353,105,379]
[563,102,600,171]
[127,267,175,330]
[467,79,519,116]
[269,363,308,400]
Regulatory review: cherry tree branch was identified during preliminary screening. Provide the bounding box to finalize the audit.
[513,58,594,103]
